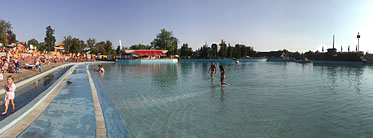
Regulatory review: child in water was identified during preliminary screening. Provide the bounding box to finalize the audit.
[2,75,16,115]
[219,65,229,86]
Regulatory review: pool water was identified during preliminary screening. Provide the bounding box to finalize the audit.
[92,62,373,138]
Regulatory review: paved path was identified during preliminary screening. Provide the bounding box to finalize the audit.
[0,67,69,121]
[18,65,96,138]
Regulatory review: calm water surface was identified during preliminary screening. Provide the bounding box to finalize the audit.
[93,62,373,138]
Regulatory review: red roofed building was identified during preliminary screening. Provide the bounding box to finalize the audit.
[123,50,168,59]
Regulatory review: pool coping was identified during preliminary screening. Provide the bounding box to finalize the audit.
[87,65,107,137]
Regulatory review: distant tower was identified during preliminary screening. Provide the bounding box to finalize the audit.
[333,35,335,49]
[341,45,343,52]
[322,46,324,52]
[357,32,360,52]
[348,45,350,52]
[119,40,123,50]
[356,45,358,52]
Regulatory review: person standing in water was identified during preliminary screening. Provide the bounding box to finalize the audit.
[219,65,229,85]
[208,62,216,79]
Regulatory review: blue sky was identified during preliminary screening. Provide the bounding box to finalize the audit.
[2,0,373,52]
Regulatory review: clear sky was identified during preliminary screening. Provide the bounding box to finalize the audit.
[2,0,373,52]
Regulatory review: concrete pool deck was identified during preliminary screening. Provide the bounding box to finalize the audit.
[0,62,123,138]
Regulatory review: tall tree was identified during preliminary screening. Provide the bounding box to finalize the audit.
[87,38,96,54]
[151,28,179,56]
[63,35,73,54]
[6,30,16,44]
[71,38,81,54]
[104,40,114,55]
[116,46,121,54]
[227,45,233,58]
[218,39,227,58]
[0,19,12,45]
[234,44,241,58]
[44,26,56,51]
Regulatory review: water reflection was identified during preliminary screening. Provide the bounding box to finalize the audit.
[33,81,39,90]
[180,63,192,77]
[313,64,364,93]
[142,64,178,93]
[220,87,225,103]
[43,74,54,86]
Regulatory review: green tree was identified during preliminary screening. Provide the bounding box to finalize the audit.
[71,38,81,54]
[180,43,193,58]
[218,40,228,58]
[63,36,73,54]
[87,38,96,54]
[239,45,248,58]
[200,43,211,59]
[116,46,121,54]
[6,30,16,44]
[151,28,179,56]
[44,26,56,51]
[0,19,12,45]
[65,37,85,55]
[28,38,39,49]
[104,40,114,55]
[38,42,46,51]
[227,46,231,58]
[130,44,152,50]
[95,41,106,54]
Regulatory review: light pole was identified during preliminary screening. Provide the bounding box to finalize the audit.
[357,32,360,52]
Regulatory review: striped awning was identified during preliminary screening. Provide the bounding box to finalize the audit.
[134,50,166,56]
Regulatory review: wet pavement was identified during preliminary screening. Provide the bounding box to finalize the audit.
[18,65,96,138]
[0,67,70,121]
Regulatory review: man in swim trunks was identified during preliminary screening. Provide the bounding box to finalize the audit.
[219,65,229,85]
[208,62,216,79]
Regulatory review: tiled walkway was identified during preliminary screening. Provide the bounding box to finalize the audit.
[18,65,96,138]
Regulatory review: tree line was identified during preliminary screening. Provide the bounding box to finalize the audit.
[179,40,256,59]
[1,19,307,59]
[127,29,257,59]
[0,19,116,55]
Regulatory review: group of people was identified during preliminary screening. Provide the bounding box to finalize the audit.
[0,57,21,74]
[208,62,229,86]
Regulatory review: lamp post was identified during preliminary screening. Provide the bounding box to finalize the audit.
[357,32,360,52]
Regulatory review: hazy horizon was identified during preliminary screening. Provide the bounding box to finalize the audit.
[2,0,373,52]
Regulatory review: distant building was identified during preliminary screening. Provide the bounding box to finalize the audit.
[256,51,286,58]
[123,50,168,59]
[247,46,254,51]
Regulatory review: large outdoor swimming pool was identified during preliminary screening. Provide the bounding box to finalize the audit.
[92,61,373,138]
